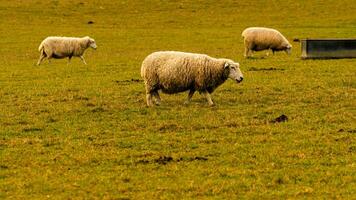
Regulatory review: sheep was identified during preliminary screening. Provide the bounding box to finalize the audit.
[141,51,244,106]
[37,36,97,65]
[241,27,292,58]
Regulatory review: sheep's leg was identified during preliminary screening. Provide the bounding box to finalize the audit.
[249,49,254,58]
[145,84,155,106]
[152,91,161,105]
[246,48,253,58]
[37,54,46,66]
[79,56,87,65]
[244,41,254,58]
[146,93,154,106]
[245,47,250,58]
[67,57,72,65]
[46,54,52,64]
[201,90,214,106]
[184,89,195,104]
[244,47,250,58]
[243,40,249,58]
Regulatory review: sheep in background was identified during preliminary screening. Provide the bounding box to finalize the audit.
[141,51,244,106]
[241,27,292,58]
[37,36,97,65]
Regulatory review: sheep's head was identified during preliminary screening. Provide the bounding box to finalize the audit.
[224,61,243,83]
[285,44,292,55]
[86,36,97,49]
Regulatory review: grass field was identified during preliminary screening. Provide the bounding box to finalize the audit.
[0,0,355,199]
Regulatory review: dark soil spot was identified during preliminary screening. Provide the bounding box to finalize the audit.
[66,89,79,92]
[247,57,266,60]
[271,114,288,123]
[57,98,68,102]
[43,142,57,147]
[87,21,94,24]
[193,156,208,161]
[47,117,57,123]
[115,79,143,85]
[275,177,284,184]
[23,127,43,132]
[74,95,89,101]
[248,67,285,71]
[154,156,173,165]
[0,165,9,169]
[86,103,95,107]
[136,159,150,164]
[91,107,105,113]
[18,121,29,125]
[338,129,356,133]
[131,79,142,82]
[293,38,300,42]
[177,156,208,162]
[137,155,208,165]
[122,178,130,183]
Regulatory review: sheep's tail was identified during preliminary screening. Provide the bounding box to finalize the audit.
[38,42,44,52]
[241,31,246,39]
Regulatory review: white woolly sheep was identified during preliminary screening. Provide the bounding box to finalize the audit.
[37,36,97,65]
[241,27,292,58]
[141,51,244,106]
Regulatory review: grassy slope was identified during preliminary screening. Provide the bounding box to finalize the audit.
[0,0,355,199]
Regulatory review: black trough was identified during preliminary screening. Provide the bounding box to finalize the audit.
[301,38,356,59]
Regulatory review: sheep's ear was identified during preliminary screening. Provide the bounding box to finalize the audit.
[224,62,229,69]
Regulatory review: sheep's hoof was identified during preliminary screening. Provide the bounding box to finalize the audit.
[154,99,161,105]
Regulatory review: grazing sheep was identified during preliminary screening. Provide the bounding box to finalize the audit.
[241,27,292,58]
[141,51,244,106]
[37,36,97,65]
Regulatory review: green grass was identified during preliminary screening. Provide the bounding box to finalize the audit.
[0,0,355,199]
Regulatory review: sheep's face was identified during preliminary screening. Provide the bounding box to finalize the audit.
[285,44,292,55]
[225,62,243,83]
[88,38,97,49]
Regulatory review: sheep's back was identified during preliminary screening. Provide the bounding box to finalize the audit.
[142,52,197,91]
[42,37,83,56]
[142,51,214,93]
[243,28,288,48]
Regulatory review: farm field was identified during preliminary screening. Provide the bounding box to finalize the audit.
[0,0,355,199]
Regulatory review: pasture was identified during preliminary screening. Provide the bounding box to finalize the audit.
[0,0,355,199]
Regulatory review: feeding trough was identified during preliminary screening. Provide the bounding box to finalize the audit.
[301,38,356,59]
